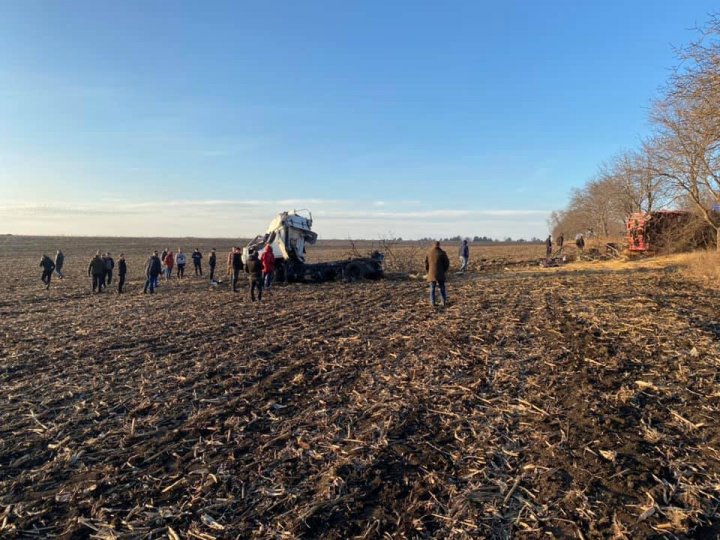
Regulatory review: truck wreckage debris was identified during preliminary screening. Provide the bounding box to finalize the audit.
[243,210,384,283]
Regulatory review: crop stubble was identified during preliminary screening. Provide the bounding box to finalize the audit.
[1,237,719,538]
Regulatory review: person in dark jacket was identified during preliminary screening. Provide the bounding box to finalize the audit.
[104,252,115,286]
[208,248,217,282]
[54,250,65,279]
[575,233,585,252]
[425,241,450,307]
[88,251,106,293]
[558,233,564,251]
[458,240,469,273]
[545,235,552,257]
[244,249,263,301]
[40,254,55,289]
[231,247,243,292]
[118,253,127,294]
[144,251,162,293]
[192,248,203,276]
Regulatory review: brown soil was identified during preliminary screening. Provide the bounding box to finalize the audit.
[1,236,718,538]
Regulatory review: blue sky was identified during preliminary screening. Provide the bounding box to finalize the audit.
[0,1,716,238]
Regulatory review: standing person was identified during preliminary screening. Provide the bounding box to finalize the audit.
[192,248,203,276]
[245,248,263,302]
[176,249,186,278]
[208,248,217,282]
[54,250,65,279]
[164,250,174,280]
[40,254,55,289]
[100,253,108,290]
[425,241,450,307]
[260,244,275,290]
[575,233,585,253]
[458,239,469,273]
[144,251,162,293]
[545,235,553,257]
[88,251,106,293]
[558,233,564,251]
[231,247,243,292]
[117,253,127,294]
[161,248,168,276]
[105,252,115,286]
[226,248,234,280]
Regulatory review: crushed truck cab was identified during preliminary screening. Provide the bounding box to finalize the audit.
[244,210,384,283]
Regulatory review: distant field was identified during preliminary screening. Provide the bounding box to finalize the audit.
[1,236,719,538]
[0,235,547,281]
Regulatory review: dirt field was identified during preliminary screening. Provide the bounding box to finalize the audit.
[1,236,719,539]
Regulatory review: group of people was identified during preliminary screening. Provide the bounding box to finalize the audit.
[142,247,215,293]
[139,245,273,301]
[226,245,275,300]
[87,251,126,293]
[545,232,585,257]
[42,242,454,306]
[40,250,121,292]
[39,250,63,289]
[156,248,204,280]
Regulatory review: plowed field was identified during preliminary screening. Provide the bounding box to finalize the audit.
[1,237,719,539]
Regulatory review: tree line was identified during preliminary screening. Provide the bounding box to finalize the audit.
[550,15,720,248]
[418,236,544,244]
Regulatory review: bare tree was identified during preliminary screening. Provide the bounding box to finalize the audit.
[647,17,720,248]
[650,96,720,247]
[607,146,676,214]
[551,15,720,249]
[550,177,626,239]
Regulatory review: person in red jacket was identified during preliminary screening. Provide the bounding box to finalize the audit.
[260,244,276,289]
[164,250,175,280]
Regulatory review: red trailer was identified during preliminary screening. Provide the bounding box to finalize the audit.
[626,211,712,252]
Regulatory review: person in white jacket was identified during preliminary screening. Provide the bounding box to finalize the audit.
[176,249,187,278]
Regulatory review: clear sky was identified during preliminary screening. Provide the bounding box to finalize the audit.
[1,1,716,239]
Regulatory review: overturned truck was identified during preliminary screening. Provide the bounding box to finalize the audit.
[626,211,715,253]
[243,211,384,283]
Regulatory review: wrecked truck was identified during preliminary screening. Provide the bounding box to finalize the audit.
[243,210,384,283]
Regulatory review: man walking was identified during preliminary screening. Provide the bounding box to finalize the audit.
[458,239,469,273]
[118,253,127,294]
[104,252,115,286]
[144,251,162,293]
[245,248,263,302]
[260,244,275,289]
[425,241,450,307]
[88,251,106,293]
[40,254,55,289]
[54,249,65,279]
[545,235,553,257]
[208,248,217,282]
[192,248,203,276]
[231,247,243,292]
